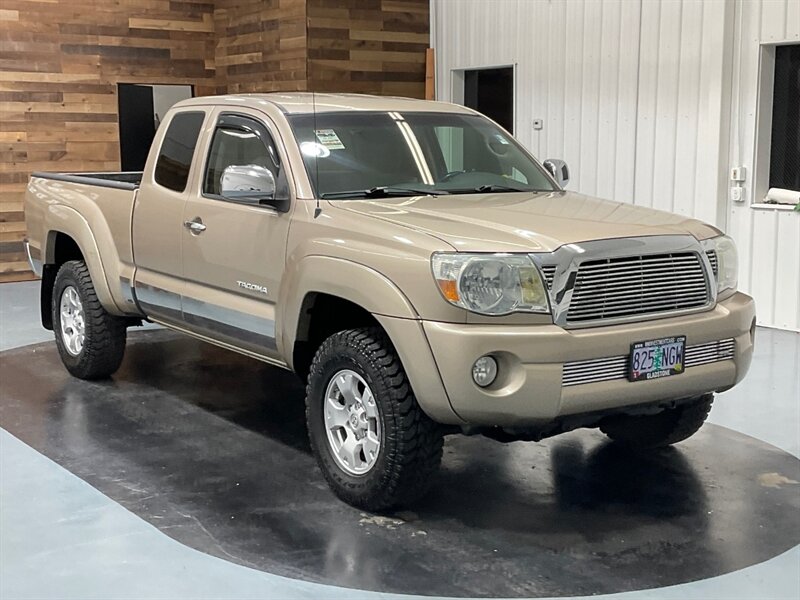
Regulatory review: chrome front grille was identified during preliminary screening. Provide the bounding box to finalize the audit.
[540,264,557,290]
[565,252,710,324]
[706,249,718,277]
[562,355,628,387]
[562,338,736,387]
[684,338,735,367]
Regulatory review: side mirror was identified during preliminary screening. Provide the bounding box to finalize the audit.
[543,159,570,188]
[220,164,287,211]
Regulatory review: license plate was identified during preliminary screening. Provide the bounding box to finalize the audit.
[628,336,686,382]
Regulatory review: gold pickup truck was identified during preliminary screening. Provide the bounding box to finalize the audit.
[24,93,755,510]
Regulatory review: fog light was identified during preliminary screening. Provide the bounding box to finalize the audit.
[472,356,498,387]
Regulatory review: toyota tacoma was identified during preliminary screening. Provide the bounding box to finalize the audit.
[24,93,756,510]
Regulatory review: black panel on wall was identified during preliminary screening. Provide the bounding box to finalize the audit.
[118,84,156,172]
[463,67,514,134]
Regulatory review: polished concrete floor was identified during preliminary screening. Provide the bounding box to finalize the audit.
[1,281,799,599]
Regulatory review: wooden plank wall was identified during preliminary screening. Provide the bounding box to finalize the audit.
[0,0,218,282]
[0,0,429,282]
[307,0,429,98]
[214,0,308,94]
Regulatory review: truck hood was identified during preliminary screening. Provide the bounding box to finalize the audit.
[333,191,720,253]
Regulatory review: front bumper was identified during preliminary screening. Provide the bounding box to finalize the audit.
[383,293,755,427]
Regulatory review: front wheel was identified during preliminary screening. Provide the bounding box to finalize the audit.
[52,260,127,380]
[599,394,714,449]
[305,327,443,511]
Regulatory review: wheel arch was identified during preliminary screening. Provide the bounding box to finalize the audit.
[39,231,86,329]
[280,256,418,377]
[39,217,122,329]
[291,292,381,378]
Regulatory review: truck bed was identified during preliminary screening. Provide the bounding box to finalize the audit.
[30,171,143,190]
[25,171,143,316]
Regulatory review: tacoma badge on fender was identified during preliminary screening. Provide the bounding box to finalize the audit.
[237,281,268,295]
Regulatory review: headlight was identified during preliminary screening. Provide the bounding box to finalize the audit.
[702,235,738,296]
[431,253,550,315]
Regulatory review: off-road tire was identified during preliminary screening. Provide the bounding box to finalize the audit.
[306,327,444,511]
[52,260,127,380]
[599,394,714,449]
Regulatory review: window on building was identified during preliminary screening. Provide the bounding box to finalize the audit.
[768,44,800,193]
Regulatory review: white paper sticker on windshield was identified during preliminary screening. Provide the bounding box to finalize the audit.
[315,129,345,150]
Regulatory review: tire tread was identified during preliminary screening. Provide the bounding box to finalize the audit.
[306,327,443,511]
[53,260,126,380]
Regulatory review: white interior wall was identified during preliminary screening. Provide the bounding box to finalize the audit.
[432,0,800,331]
[727,0,800,331]
[434,0,642,203]
[633,0,732,226]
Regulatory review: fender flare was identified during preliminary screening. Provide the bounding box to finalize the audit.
[278,255,418,362]
[42,206,124,315]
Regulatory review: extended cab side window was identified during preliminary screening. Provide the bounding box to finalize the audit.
[154,111,205,192]
[203,113,288,204]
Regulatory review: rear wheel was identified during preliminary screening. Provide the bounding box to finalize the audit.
[600,394,714,449]
[52,260,127,380]
[305,327,443,511]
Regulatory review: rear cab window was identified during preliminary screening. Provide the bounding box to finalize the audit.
[154,111,206,192]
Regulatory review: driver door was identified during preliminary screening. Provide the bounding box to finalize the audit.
[180,109,293,360]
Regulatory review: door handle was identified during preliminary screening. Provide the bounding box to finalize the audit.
[183,218,206,234]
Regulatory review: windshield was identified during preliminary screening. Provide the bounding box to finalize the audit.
[287,111,557,199]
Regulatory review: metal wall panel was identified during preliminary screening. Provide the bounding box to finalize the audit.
[727,0,800,331]
[433,0,641,201]
[432,0,799,331]
[632,0,731,227]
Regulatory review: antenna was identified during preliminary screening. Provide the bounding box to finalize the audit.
[312,91,322,218]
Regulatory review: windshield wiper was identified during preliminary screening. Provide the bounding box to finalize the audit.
[472,184,539,193]
[320,186,449,199]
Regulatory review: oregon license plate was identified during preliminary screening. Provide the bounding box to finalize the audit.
[628,336,686,382]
